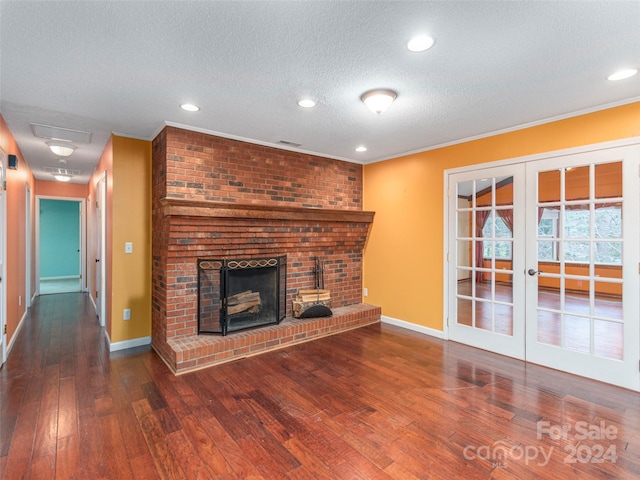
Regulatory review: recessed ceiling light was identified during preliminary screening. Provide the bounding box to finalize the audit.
[607,68,638,81]
[297,98,316,108]
[407,35,435,52]
[355,146,367,152]
[180,103,200,112]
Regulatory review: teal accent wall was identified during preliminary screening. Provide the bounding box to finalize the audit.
[40,199,80,278]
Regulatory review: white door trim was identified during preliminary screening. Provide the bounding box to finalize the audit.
[0,148,7,365]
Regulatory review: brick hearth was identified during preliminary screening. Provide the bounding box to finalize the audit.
[151,126,378,373]
[164,304,380,374]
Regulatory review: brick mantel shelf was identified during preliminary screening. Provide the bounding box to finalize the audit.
[159,197,375,224]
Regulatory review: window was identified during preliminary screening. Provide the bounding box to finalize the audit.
[538,209,558,261]
[537,206,622,264]
[482,214,512,260]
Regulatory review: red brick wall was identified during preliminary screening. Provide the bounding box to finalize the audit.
[162,126,362,209]
[152,126,370,354]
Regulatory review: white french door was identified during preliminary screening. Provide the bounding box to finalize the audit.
[447,143,640,391]
[525,146,639,390]
[448,164,526,360]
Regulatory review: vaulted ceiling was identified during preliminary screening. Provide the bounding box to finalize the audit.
[1,1,638,184]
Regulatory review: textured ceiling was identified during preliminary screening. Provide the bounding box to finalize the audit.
[1,1,639,184]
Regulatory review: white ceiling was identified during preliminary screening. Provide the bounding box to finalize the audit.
[1,1,639,185]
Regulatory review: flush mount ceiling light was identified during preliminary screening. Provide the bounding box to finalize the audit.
[297,98,316,108]
[54,173,72,182]
[407,35,435,52]
[607,68,638,81]
[355,146,367,152]
[361,89,397,115]
[180,103,200,112]
[47,141,76,157]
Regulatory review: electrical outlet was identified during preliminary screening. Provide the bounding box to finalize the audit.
[363,288,368,297]
[123,308,131,321]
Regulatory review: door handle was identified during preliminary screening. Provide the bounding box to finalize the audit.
[527,268,543,276]
[96,258,100,263]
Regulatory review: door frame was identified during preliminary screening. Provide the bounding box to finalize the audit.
[25,184,32,307]
[0,148,6,365]
[35,195,86,296]
[94,171,107,327]
[443,137,640,388]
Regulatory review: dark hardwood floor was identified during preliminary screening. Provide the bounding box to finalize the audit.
[1,293,639,479]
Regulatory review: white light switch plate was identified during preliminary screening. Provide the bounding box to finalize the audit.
[125,242,133,254]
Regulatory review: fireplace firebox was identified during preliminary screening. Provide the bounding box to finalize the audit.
[198,256,287,335]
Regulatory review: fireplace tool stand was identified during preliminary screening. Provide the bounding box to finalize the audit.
[293,257,333,318]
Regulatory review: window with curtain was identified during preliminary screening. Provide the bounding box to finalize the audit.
[537,205,622,264]
[482,214,512,260]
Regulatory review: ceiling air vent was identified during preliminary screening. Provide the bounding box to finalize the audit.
[43,167,82,176]
[278,140,302,148]
[30,123,92,144]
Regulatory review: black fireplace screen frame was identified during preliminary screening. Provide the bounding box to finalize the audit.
[197,255,287,335]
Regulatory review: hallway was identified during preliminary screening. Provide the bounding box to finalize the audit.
[1,293,639,479]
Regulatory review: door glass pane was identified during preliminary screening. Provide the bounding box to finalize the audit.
[564,208,590,238]
[594,204,622,239]
[564,241,590,263]
[496,273,513,303]
[495,211,512,238]
[595,162,622,199]
[537,310,561,346]
[458,180,474,202]
[594,242,622,265]
[538,240,557,262]
[494,304,513,335]
[495,176,513,206]
[475,180,493,207]
[457,269,472,294]
[475,300,492,331]
[594,320,623,360]
[457,210,471,238]
[457,241,472,268]
[594,281,622,321]
[538,170,560,202]
[564,289,590,316]
[476,272,493,301]
[565,166,590,201]
[457,298,473,326]
[564,315,590,353]
[539,276,561,310]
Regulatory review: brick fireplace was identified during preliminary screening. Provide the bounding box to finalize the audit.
[151,126,380,373]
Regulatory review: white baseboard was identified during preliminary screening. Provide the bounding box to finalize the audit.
[381,315,445,339]
[109,336,151,352]
[7,309,28,356]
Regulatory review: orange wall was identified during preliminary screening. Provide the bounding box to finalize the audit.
[36,179,88,198]
[363,102,640,330]
[110,136,152,343]
[0,114,36,346]
[87,135,152,345]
